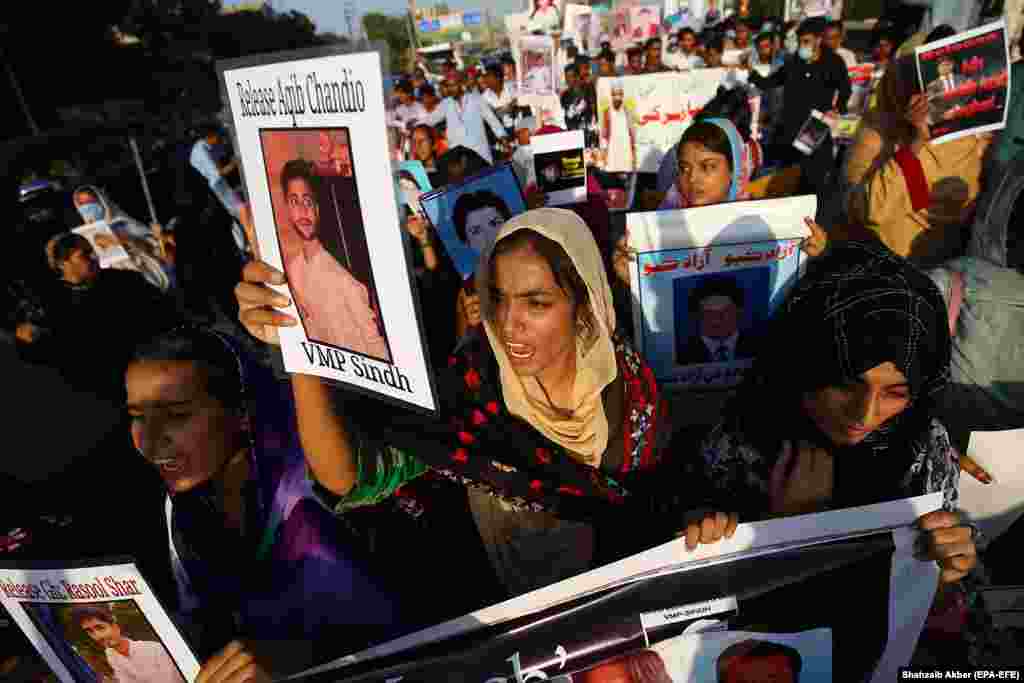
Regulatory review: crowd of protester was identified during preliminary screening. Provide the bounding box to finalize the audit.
[4,3,1024,680]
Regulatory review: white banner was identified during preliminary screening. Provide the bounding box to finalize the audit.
[595,69,735,173]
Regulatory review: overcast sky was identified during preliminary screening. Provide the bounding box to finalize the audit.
[269,0,527,35]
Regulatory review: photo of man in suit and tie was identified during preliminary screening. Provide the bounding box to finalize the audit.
[676,275,760,366]
[926,56,970,123]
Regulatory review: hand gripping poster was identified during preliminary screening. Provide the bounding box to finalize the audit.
[287,493,944,683]
[915,20,1011,144]
[626,196,815,388]
[0,560,199,683]
[218,46,438,414]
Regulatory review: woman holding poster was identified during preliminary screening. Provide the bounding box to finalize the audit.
[844,56,990,265]
[237,209,737,598]
[125,326,409,677]
[695,242,978,579]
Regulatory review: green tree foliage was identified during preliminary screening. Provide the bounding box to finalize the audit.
[364,12,412,72]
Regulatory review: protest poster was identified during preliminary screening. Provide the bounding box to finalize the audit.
[626,196,814,388]
[596,70,732,173]
[420,163,527,281]
[518,35,559,98]
[847,62,877,115]
[0,559,199,683]
[564,4,593,48]
[610,6,634,50]
[527,0,565,33]
[72,222,133,270]
[793,110,831,155]
[915,20,1011,144]
[505,12,532,38]
[394,160,432,220]
[289,493,943,683]
[218,46,439,414]
[629,5,662,40]
[532,130,587,205]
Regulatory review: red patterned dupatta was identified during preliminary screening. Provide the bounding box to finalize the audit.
[390,331,668,523]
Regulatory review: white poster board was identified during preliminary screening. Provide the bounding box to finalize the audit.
[596,70,733,173]
[958,428,1024,541]
[531,130,587,205]
[219,47,438,414]
[0,561,200,683]
[627,196,814,387]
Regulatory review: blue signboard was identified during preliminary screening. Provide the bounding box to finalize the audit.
[418,19,441,33]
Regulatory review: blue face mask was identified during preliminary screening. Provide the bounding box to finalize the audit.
[78,202,104,223]
[798,45,814,61]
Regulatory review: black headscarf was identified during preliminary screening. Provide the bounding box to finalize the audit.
[726,242,952,508]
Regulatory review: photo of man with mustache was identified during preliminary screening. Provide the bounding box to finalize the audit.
[278,159,390,361]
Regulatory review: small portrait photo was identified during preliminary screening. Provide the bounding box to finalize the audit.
[420,163,527,280]
[395,160,433,221]
[532,129,587,205]
[573,648,672,683]
[518,36,557,97]
[22,600,186,683]
[629,6,661,40]
[673,269,771,367]
[260,127,392,363]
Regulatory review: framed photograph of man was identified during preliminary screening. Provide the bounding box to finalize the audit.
[22,600,187,683]
[673,269,770,367]
[219,45,439,414]
[420,163,528,281]
[260,127,392,364]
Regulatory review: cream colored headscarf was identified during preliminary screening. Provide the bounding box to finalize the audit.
[477,208,618,466]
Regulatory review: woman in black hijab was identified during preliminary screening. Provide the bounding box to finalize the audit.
[696,241,976,584]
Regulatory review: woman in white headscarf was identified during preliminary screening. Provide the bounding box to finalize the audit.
[236,208,736,598]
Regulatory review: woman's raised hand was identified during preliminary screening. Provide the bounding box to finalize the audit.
[678,510,739,551]
[235,260,296,346]
[907,93,932,142]
[801,217,828,258]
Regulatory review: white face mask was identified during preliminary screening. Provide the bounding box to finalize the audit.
[798,45,814,61]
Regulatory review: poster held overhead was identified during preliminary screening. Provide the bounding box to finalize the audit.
[531,130,587,206]
[915,20,1011,145]
[627,196,814,388]
[218,45,439,414]
[0,559,199,683]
